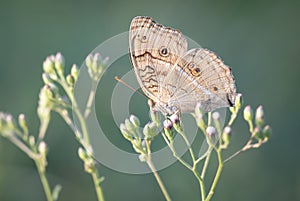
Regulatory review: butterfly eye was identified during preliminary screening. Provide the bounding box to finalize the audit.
[159,47,169,57]
[142,35,147,41]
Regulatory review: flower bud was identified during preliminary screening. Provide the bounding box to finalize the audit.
[255,105,264,127]
[38,141,47,155]
[120,123,133,141]
[5,114,15,129]
[78,147,87,160]
[125,119,135,134]
[262,125,271,138]
[163,119,174,141]
[212,112,220,121]
[143,123,151,139]
[163,119,173,130]
[66,74,75,86]
[212,112,221,132]
[71,64,79,80]
[29,135,35,147]
[150,110,161,125]
[18,114,28,135]
[206,126,216,137]
[253,127,263,140]
[91,53,100,77]
[42,73,52,84]
[85,54,93,69]
[169,114,180,124]
[235,93,242,110]
[243,105,253,122]
[43,57,55,74]
[143,122,158,139]
[194,103,206,131]
[129,115,140,127]
[170,114,183,133]
[54,52,65,74]
[50,82,60,95]
[222,126,232,148]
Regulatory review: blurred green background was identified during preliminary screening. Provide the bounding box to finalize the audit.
[0,0,299,200]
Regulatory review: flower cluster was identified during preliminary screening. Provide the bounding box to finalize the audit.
[120,107,161,162]
[0,53,108,201]
[119,92,271,201]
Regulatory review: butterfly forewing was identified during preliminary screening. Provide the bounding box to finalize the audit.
[129,16,187,103]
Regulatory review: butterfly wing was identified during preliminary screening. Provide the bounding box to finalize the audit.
[129,16,187,103]
[163,48,236,113]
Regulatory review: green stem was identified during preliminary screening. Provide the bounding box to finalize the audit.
[161,133,192,170]
[8,135,37,159]
[58,79,90,145]
[91,171,105,201]
[207,112,212,126]
[35,160,53,201]
[69,95,90,145]
[146,141,171,201]
[57,110,81,139]
[84,82,97,118]
[38,118,50,141]
[58,80,105,201]
[177,128,196,162]
[192,166,206,201]
[247,119,254,133]
[201,148,212,179]
[205,150,223,201]
[147,159,172,201]
[228,112,237,126]
[176,127,207,200]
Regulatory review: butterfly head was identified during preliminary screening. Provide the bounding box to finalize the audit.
[151,101,180,117]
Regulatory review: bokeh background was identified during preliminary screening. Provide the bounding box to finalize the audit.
[0,0,299,200]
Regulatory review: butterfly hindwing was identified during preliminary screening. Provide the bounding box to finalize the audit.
[164,48,236,112]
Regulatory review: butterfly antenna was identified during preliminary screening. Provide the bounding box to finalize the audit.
[115,76,146,98]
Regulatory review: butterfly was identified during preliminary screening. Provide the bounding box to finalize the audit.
[129,16,236,115]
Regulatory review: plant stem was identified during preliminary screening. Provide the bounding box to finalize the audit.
[146,141,171,201]
[205,150,223,201]
[69,96,90,145]
[161,133,192,170]
[192,165,206,201]
[176,128,207,200]
[35,160,53,201]
[91,171,105,201]
[228,111,237,126]
[84,82,97,118]
[147,159,171,201]
[38,118,50,141]
[207,112,212,126]
[8,135,37,159]
[201,148,212,179]
[58,80,105,201]
[176,128,196,163]
[58,79,90,145]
